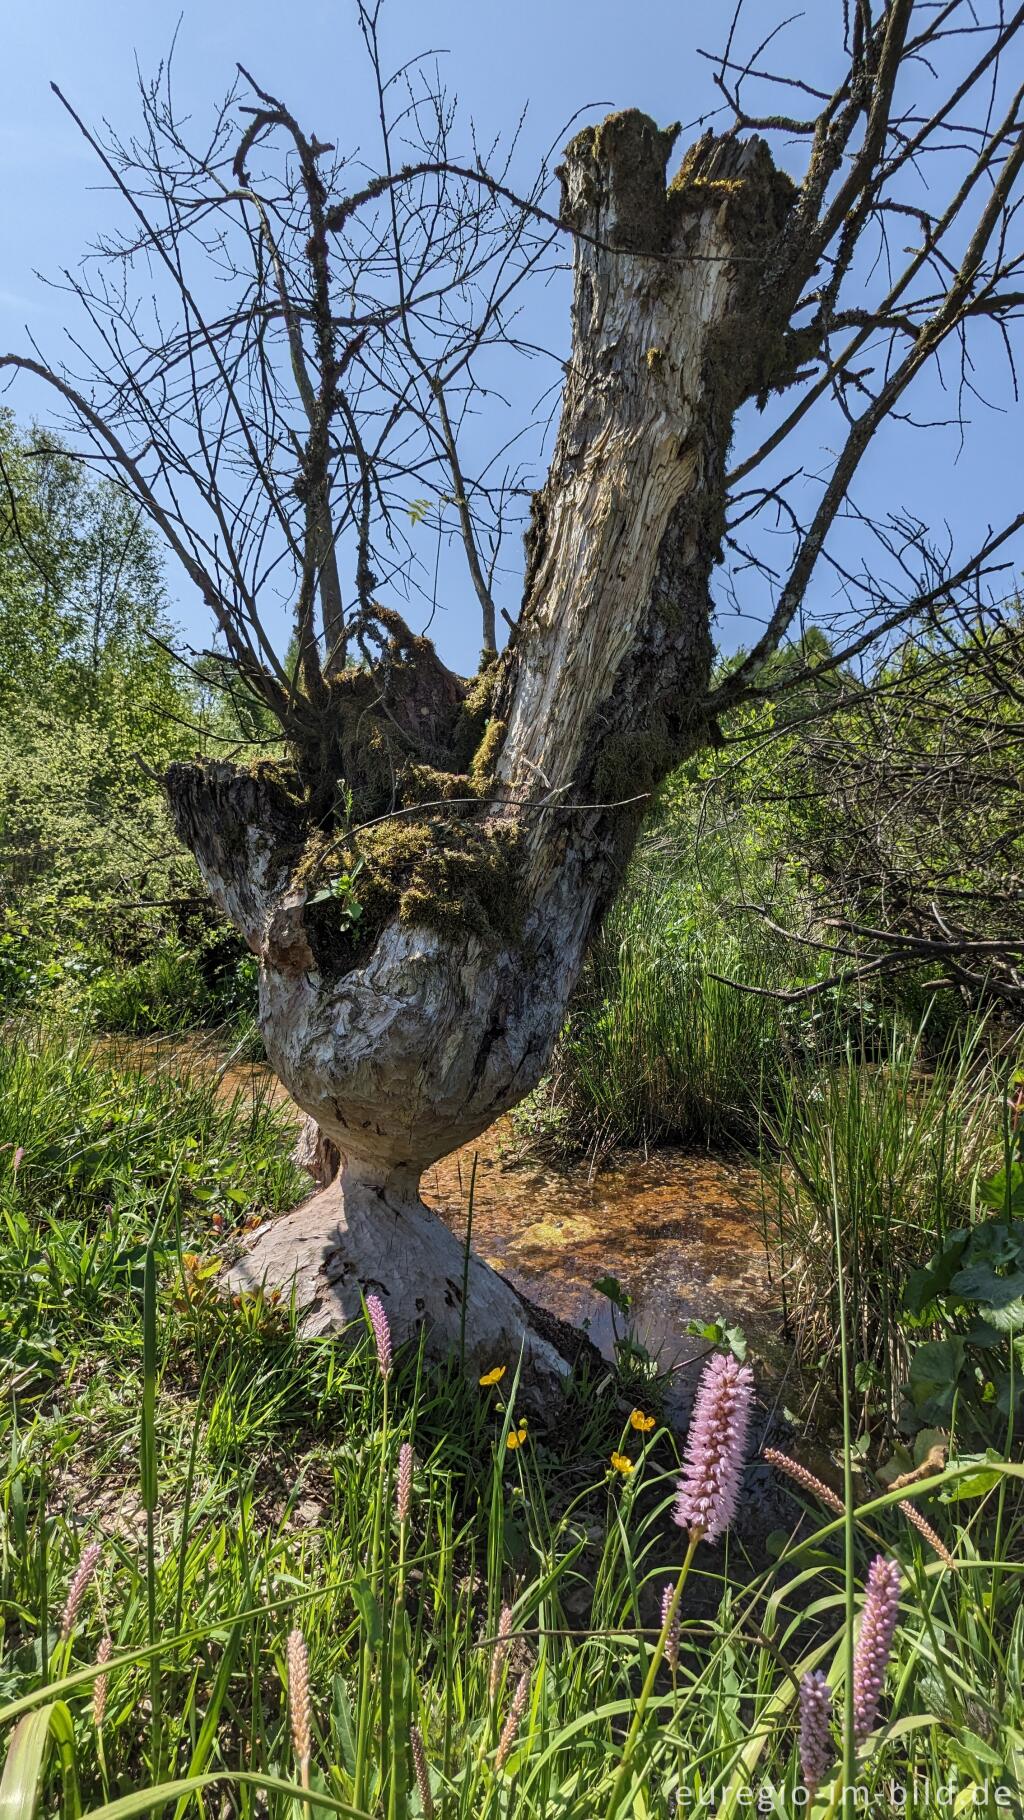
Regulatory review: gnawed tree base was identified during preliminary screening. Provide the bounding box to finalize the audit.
[226,1159,572,1392]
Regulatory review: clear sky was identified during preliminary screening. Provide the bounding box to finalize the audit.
[2,1,1021,676]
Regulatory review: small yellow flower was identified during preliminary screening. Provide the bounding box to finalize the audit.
[629,1409,655,1433]
[479,1365,507,1387]
[506,1420,528,1451]
[610,1451,634,1476]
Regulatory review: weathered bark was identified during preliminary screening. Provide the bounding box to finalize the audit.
[167,114,802,1376]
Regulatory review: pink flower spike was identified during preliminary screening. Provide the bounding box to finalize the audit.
[396,1442,413,1523]
[92,1635,113,1730]
[672,1353,754,1542]
[799,1670,834,1795]
[365,1293,393,1380]
[489,1602,514,1703]
[660,1581,681,1672]
[495,1669,531,1772]
[12,1146,24,1174]
[286,1627,312,1777]
[853,1556,902,1745]
[410,1725,434,1820]
[60,1541,102,1641]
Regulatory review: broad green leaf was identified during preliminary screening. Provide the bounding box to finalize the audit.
[907,1337,966,1415]
[0,1699,80,1820]
[977,1162,1024,1218]
[592,1275,631,1314]
[903,1232,969,1316]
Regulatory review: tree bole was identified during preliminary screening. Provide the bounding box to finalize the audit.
[167,112,801,1373]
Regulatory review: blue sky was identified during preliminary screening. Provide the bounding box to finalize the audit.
[2,1,1021,676]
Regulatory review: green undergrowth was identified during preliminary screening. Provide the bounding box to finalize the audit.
[0,1019,304,1385]
[762,1016,1019,1428]
[2,1019,1024,1815]
[527,870,823,1158]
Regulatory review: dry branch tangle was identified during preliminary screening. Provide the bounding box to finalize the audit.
[168,114,803,1370]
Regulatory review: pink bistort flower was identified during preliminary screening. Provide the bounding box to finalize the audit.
[672,1353,754,1542]
[365,1293,393,1380]
[853,1555,901,1745]
[60,1541,102,1641]
[799,1670,834,1794]
[396,1442,413,1523]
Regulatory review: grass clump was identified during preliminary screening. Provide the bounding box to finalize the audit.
[762,1015,1003,1424]
[530,870,817,1158]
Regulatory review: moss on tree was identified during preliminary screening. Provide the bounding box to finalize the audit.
[241,623,519,978]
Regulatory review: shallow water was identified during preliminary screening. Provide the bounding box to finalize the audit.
[423,1130,780,1375]
[98,1030,782,1378]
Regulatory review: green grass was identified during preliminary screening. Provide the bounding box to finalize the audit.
[85,940,260,1042]
[762,1015,1004,1424]
[0,1019,304,1381]
[534,877,813,1158]
[2,1019,1024,1815]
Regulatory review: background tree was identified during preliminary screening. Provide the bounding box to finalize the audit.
[0,413,212,1009]
[727,603,1024,1016]
[3,0,1023,1375]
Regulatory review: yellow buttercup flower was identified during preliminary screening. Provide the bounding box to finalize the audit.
[507,1425,528,1451]
[479,1365,507,1387]
[629,1409,655,1433]
[610,1451,634,1476]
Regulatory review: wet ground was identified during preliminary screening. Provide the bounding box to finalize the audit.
[101,1032,785,1385]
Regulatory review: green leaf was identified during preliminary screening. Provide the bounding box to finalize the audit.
[977,1161,1024,1218]
[903,1231,969,1317]
[941,1464,1003,1500]
[955,1729,1005,1770]
[332,1676,358,1777]
[876,1444,914,1487]
[0,1699,80,1819]
[172,1626,242,1820]
[350,1568,382,1651]
[952,1256,1024,1300]
[907,1337,966,1416]
[592,1276,631,1315]
[684,1318,725,1343]
[982,1297,1024,1334]
[961,1315,1005,1347]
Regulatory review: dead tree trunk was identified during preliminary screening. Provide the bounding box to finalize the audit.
[166,115,800,1380]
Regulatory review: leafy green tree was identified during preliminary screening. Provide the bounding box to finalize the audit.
[0,414,211,1006]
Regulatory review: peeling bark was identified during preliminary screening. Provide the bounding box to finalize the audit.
[167,113,802,1375]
